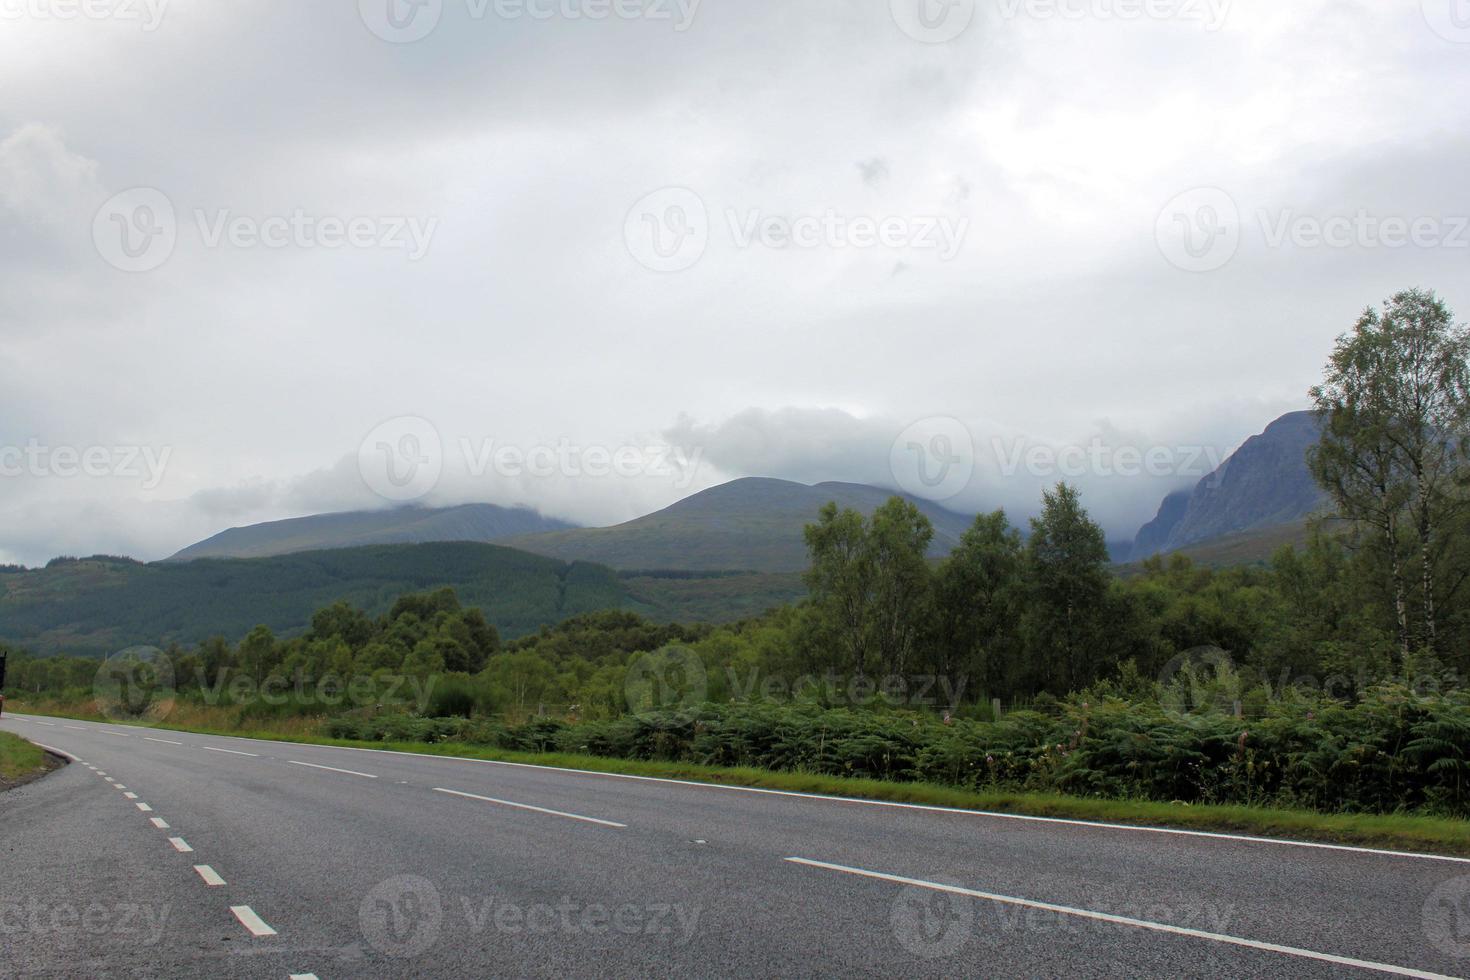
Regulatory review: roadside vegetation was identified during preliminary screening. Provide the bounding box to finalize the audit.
[0,730,49,787]
[5,289,1470,848]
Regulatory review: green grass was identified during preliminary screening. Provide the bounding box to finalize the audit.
[0,729,48,783]
[13,702,1470,858]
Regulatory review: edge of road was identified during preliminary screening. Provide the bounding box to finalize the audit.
[6,709,1470,861]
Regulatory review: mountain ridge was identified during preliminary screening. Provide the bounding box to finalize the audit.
[1129,410,1327,561]
[169,503,575,562]
[506,477,977,572]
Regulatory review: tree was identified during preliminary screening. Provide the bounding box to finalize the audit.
[803,502,874,674]
[307,601,375,651]
[237,625,281,682]
[1022,483,1111,694]
[931,510,1023,696]
[1310,288,1470,656]
[866,497,935,676]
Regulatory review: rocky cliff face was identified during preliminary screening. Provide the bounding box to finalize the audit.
[1130,411,1327,561]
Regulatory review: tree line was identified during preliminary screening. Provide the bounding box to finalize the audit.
[6,287,1467,720]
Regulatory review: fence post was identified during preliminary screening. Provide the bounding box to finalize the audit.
[991,697,1002,720]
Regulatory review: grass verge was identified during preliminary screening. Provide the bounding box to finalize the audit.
[10,701,1470,857]
[0,729,50,786]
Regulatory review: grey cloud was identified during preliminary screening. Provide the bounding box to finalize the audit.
[0,2,1465,564]
[857,158,890,185]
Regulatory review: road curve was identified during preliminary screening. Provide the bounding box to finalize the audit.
[2,712,1467,979]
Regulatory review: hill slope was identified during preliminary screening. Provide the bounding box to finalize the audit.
[507,478,976,572]
[169,504,574,562]
[1129,411,1327,561]
[0,545,626,655]
[0,545,810,656]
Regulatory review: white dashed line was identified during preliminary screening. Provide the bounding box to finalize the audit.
[150,817,169,829]
[290,974,320,980]
[433,787,627,828]
[168,837,193,853]
[288,760,377,779]
[104,777,116,783]
[124,792,138,800]
[136,802,153,812]
[145,737,183,745]
[202,746,259,757]
[64,725,85,731]
[230,905,278,938]
[34,721,54,726]
[785,857,1456,980]
[193,865,226,887]
[102,731,131,738]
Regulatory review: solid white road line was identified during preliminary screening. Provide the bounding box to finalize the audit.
[784,857,1457,980]
[433,787,627,828]
[150,817,169,829]
[419,755,1470,867]
[136,802,153,812]
[193,865,226,887]
[230,905,278,938]
[145,737,183,745]
[288,760,377,779]
[202,746,259,757]
[24,712,1465,866]
[168,837,193,853]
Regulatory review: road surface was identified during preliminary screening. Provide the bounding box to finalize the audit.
[2,712,1467,978]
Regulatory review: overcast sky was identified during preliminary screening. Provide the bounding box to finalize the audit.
[1,0,1467,565]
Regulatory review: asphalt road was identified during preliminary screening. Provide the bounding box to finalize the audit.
[2,711,1468,979]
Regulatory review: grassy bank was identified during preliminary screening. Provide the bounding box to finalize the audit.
[10,700,1470,857]
[0,729,50,786]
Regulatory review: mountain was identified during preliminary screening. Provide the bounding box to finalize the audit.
[169,504,575,561]
[0,544,808,656]
[507,477,976,572]
[1129,411,1327,562]
[1130,491,1191,560]
[0,544,624,654]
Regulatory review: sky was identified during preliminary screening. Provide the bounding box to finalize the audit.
[1,0,1467,565]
